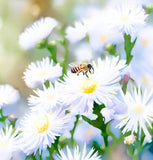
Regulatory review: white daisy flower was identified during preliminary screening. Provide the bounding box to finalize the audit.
[54,144,102,160]
[106,3,147,40]
[23,57,62,88]
[116,86,153,143]
[65,21,87,43]
[0,84,20,108]
[19,17,58,50]
[17,109,71,155]
[58,56,126,115]
[0,125,19,160]
[28,82,60,111]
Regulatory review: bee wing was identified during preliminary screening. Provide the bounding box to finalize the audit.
[69,62,81,68]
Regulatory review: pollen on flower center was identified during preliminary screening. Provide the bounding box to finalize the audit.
[100,35,107,42]
[33,114,50,133]
[46,94,54,101]
[121,15,129,22]
[132,105,144,114]
[85,128,93,136]
[141,40,149,46]
[39,71,47,78]
[79,78,98,94]
[0,139,9,148]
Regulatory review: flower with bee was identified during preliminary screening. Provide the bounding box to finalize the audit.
[58,56,126,115]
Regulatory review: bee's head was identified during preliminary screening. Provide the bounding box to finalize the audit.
[87,64,94,73]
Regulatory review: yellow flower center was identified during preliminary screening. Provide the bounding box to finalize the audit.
[39,71,47,78]
[33,114,50,133]
[141,40,149,46]
[85,128,93,136]
[121,15,129,22]
[0,139,9,148]
[100,35,107,42]
[132,105,144,114]
[79,78,98,94]
[142,76,149,83]
[46,94,54,101]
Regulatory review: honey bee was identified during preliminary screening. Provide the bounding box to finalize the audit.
[69,62,94,78]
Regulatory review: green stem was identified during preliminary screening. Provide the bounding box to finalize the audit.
[61,39,69,75]
[82,103,109,148]
[0,109,7,123]
[47,136,60,159]
[70,115,80,147]
[47,46,57,63]
[124,34,137,65]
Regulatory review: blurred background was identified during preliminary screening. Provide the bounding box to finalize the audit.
[0,0,106,98]
[0,0,153,160]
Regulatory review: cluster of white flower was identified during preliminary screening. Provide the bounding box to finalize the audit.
[1,0,153,159]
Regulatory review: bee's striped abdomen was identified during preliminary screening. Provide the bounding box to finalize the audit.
[71,67,79,73]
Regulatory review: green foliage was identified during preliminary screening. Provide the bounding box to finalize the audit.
[124,34,137,64]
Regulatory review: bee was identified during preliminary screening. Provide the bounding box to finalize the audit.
[69,62,94,78]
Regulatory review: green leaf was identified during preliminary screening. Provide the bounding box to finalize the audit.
[82,103,109,147]
[70,115,80,147]
[124,34,137,65]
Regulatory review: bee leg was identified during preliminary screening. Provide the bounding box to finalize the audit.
[77,70,82,76]
[85,71,89,78]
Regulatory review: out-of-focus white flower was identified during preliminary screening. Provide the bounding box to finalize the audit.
[124,134,136,145]
[88,25,123,52]
[0,125,19,160]
[130,26,153,88]
[132,26,153,57]
[17,109,71,155]
[28,82,60,111]
[106,0,153,7]
[54,144,102,160]
[0,84,20,108]
[58,56,126,115]
[19,17,58,50]
[23,57,62,88]
[74,43,93,62]
[65,21,87,43]
[74,120,103,145]
[116,86,153,143]
[106,3,147,40]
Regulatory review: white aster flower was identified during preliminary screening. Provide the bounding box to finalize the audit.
[116,86,153,143]
[106,3,147,40]
[65,21,87,43]
[54,144,102,160]
[0,84,20,108]
[19,17,58,50]
[58,56,126,115]
[28,82,60,111]
[0,125,19,160]
[17,109,71,155]
[23,57,62,88]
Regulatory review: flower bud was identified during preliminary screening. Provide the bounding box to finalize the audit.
[146,4,153,14]
[47,40,57,48]
[8,114,17,122]
[35,39,46,49]
[124,134,136,145]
